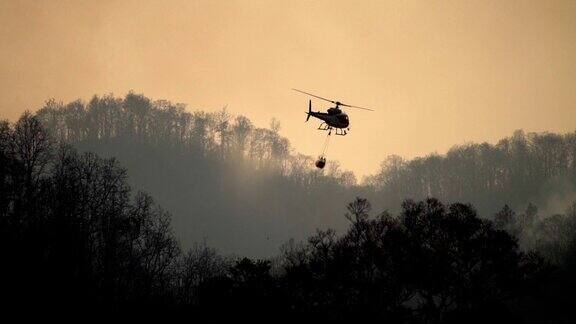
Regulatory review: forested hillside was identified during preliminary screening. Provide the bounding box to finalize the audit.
[365,129,576,215]
[2,109,576,322]
[34,93,576,256]
[35,93,361,256]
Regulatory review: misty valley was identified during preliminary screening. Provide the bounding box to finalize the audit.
[0,93,575,322]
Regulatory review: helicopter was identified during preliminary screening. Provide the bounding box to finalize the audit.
[293,88,373,136]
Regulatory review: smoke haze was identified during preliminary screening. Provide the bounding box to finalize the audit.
[2,0,576,178]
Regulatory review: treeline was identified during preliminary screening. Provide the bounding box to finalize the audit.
[0,112,357,312]
[35,93,360,256]
[35,93,576,215]
[0,114,179,309]
[3,113,576,321]
[365,130,576,214]
[32,93,576,256]
[36,93,355,185]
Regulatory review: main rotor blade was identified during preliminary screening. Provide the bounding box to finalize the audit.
[339,103,374,111]
[293,88,374,111]
[292,89,336,104]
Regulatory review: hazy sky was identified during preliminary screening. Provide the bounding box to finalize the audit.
[1,0,575,178]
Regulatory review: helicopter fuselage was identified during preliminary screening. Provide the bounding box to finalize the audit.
[308,109,349,129]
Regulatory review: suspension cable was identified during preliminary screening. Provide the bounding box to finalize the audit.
[321,132,332,156]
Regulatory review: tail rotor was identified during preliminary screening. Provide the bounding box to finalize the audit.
[306,99,311,122]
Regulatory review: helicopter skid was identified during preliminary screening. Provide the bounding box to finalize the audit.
[317,123,347,136]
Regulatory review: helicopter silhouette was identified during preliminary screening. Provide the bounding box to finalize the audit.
[293,89,373,136]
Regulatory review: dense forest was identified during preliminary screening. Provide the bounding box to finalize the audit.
[32,93,576,256]
[2,105,576,321]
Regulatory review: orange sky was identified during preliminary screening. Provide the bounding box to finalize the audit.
[1,0,575,178]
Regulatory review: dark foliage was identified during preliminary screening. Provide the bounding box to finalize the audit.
[365,130,576,217]
[33,93,576,257]
[35,94,360,256]
[0,113,180,312]
[270,198,548,323]
[1,110,576,322]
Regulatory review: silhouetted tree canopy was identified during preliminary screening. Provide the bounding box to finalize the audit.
[365,129,576,215]
[2,98,576,321]
[1,113,181,311]
[32,93,576,256]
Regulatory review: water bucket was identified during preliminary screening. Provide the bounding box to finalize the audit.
[315,157,326,169]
